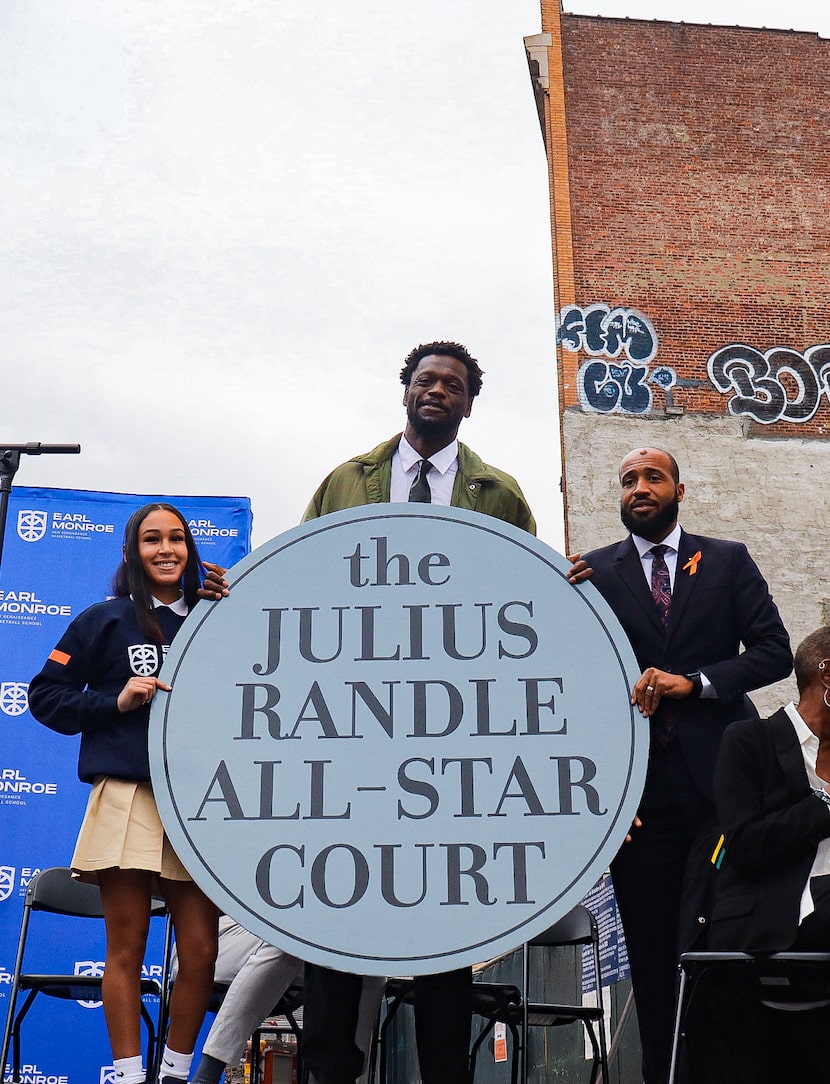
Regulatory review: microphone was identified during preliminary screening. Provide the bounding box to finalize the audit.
[1,443,81,455]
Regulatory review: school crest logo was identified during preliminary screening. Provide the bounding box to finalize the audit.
[75,959,104,1007]
[128,645,160,677]
[0,866,16,902]
[0,682,29,717]
[100,1065,118,1084]
[16,510,47,543]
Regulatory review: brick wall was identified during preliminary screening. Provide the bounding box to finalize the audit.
[527,25,830,1079]
[530,11,830,667]
[533,12,830,443]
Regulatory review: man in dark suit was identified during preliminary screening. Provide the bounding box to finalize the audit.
[570,446,792,1084]
[686,625,830,1083]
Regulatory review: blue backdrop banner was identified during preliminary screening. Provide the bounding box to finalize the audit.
[0,486,252,1084]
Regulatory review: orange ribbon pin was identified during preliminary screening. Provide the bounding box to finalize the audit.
[682,551,702,576]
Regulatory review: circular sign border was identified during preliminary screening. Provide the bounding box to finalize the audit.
[152,505,645,972]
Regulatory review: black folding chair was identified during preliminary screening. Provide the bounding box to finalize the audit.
[374,905,609,1084]
[469,905,609,1084]
[668,950,830,1084]
[374,976,523,1084]
[0,867,167,1083]
[468,979,524,1084]
[516,905,609,1084]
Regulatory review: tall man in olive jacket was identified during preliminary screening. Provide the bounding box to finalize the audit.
[301,340,535,1084]
[303,409,534,531]
[570,447,792,1084]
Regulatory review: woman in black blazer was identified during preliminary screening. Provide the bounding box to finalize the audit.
[688,626,830,1083]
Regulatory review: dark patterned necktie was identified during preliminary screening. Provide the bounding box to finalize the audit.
[650,544,671,626]
[408,459,433,503]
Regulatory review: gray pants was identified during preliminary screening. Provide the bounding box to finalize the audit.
[183,917,385,1071]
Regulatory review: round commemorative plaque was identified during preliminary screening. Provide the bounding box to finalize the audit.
[150,505,645,976]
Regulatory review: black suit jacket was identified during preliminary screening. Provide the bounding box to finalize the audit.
[583,530,792,797]
[708,708,830,951]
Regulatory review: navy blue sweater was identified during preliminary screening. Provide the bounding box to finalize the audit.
[29,596,186,783]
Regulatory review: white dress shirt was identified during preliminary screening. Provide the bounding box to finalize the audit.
[152,594,188,615]
[631,522,683,590]
[390,435,459,506]
[784,701,830,922]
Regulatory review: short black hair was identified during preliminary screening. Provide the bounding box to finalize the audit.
[794,626,830,694]
[400,341,484,399]
[663,451,681,484]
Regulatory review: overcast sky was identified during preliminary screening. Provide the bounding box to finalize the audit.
[2,0,827,554]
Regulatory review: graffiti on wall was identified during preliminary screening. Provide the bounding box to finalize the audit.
[558,303,678,415]
[559,302,830,425]
[707,343,830,425]
[559,303,658,363]
[578,358,679,415]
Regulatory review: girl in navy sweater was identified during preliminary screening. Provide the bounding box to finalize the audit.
[30,502,219,1084]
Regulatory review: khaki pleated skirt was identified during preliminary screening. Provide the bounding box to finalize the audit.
[71,777,191,884]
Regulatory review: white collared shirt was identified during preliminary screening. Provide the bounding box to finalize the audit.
[152,594,188,616]
[390,435,459,506]
[630,522,683,591]
[784,701,830,922]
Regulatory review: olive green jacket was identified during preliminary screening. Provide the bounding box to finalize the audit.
[302,434,535,534]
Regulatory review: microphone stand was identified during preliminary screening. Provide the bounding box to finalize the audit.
[0,443,81,575]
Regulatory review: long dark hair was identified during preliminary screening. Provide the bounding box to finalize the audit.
[112,503,202,642]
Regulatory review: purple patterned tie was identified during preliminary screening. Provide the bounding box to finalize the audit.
[650,544,671,626]
[650,544,676,744]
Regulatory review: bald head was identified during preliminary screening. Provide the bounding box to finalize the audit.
[618,447,680,484]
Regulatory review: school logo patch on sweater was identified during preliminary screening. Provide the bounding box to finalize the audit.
[128,644,160,677]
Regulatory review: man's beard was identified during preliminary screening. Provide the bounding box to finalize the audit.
[620,496,679,540]
[407,405,459,440]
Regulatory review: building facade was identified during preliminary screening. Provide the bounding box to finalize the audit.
[527,3,830,713]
